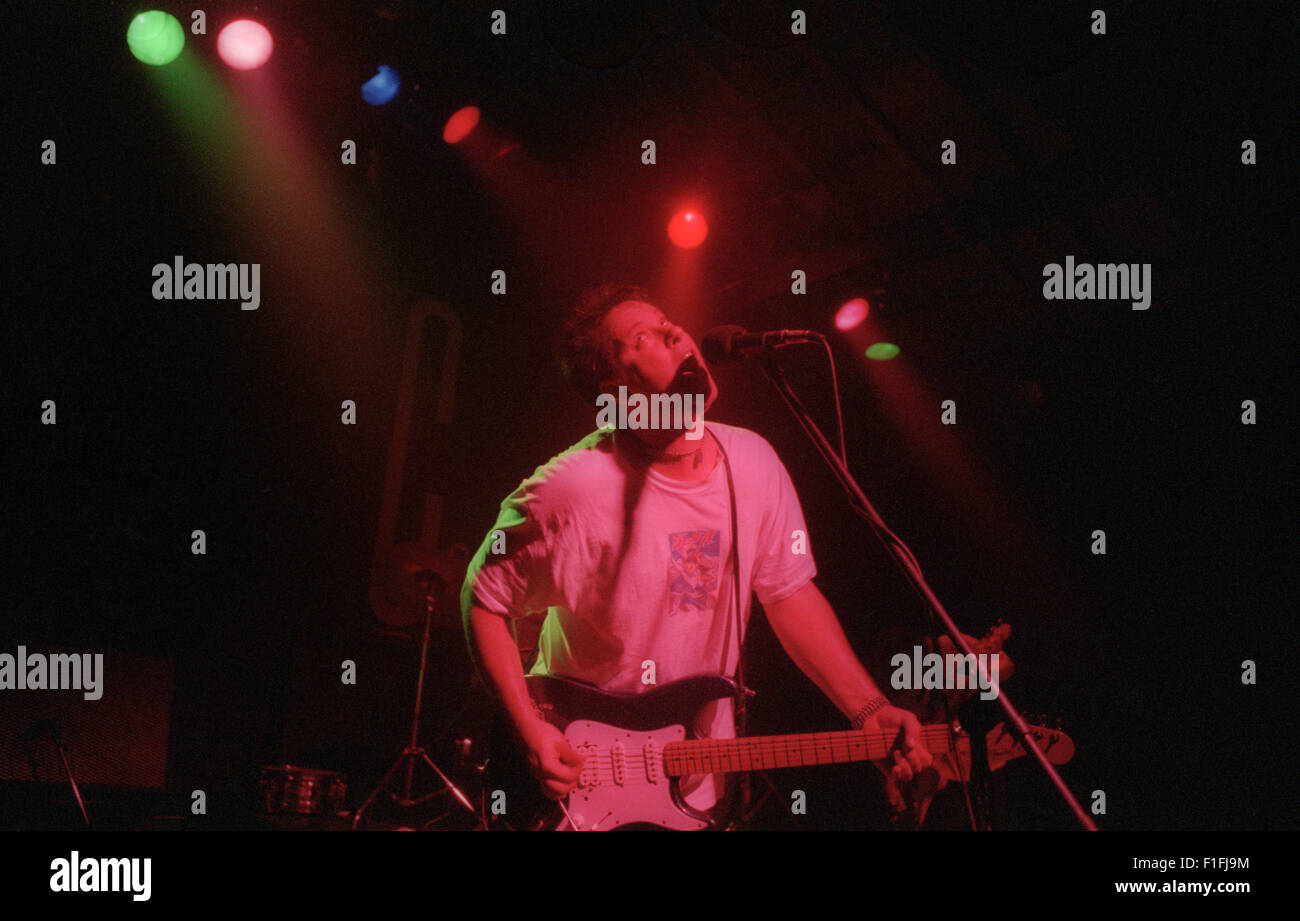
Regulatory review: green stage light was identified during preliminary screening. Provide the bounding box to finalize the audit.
[127,11,185,66]
[865,342,900,361]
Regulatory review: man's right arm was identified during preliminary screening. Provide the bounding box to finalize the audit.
[466,603,586,799]
[466,603,546,740]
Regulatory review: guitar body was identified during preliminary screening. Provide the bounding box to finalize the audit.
[485,671,1068,830]
[526,673,737,831]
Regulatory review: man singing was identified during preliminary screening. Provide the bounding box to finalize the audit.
[462,283,931,824]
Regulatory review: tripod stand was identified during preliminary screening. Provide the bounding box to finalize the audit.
[20,719,91,829]
[352,571,485,830]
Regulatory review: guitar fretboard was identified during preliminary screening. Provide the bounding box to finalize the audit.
[662,727,967,777]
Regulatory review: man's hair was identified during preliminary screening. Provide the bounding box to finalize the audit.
[556,282,654,404]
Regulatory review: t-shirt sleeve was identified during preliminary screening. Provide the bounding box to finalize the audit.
[461,477,560,619]
[751,442,818,606]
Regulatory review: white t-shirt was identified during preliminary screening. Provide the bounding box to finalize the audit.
[463,421,817,811]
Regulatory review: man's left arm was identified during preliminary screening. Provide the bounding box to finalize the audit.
[764,579,931,782]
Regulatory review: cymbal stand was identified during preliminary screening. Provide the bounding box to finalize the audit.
[352,575,485,830]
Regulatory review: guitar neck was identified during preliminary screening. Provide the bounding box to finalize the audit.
[662,726,967,777]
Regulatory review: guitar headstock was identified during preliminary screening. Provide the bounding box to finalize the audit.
[986,719,1074,772]
[937,621,1012,657]
[979,620,1012,653]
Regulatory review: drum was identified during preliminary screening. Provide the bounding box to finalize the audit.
[259,765,347,816]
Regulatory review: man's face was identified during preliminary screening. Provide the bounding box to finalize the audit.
[598,300,718,410]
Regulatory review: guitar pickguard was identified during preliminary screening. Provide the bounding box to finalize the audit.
[525,674,735,830]
[559,720,709,831]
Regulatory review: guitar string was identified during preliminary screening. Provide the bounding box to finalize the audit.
[574,728,968,761]
[579,743,976,780]
[576,728,964,762]
[572,727,961,753]
[574,728,975,781]
[568,725,1046,787]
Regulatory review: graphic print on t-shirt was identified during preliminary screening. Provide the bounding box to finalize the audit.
[667,529,720,616]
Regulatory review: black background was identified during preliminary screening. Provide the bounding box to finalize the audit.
[4,0,1294,832]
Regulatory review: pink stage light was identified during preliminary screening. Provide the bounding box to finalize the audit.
[217,19,273,70]
[835,297,870,330]
[667,211,708,248]
[443,106,481,144]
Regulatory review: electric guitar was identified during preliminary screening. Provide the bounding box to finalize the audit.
[520,673,1072,830]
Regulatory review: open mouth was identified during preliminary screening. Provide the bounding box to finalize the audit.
[669,352,706,392]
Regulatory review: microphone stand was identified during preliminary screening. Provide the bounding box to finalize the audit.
[756,349,1097,831]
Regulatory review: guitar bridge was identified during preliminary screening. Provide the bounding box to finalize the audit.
[576,744,600,788]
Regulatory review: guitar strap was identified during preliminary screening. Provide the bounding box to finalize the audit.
[708,426,748,739]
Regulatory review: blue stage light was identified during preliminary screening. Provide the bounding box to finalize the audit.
[362,66,401,105]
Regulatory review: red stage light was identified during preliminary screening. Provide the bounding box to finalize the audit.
[217,19,273,70]
[835,297,870,330]
[443,106,481,144]
[667,211,708,248]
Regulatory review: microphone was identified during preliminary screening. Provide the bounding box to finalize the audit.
[701,325,823,365]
